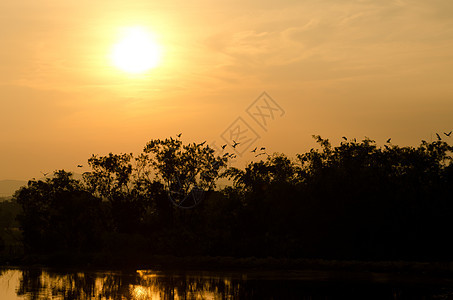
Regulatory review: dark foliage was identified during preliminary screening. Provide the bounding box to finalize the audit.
[15,170,106,253]
[0,199,22,256]
[12,136,453,261]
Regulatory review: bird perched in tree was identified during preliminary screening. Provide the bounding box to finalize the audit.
[221,144,227,149]
[232,140,240,148]
[260,147,266,151]
[386,138,391,143]
[444,131,452,137]
[436,133,442,141]
[176,133,182,138]
[342,136,347,141]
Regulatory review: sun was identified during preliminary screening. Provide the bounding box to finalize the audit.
[111,27,162,74]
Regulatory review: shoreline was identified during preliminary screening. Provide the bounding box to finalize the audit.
[3,254,453,277]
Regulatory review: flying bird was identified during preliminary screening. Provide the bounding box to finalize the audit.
[221,144,227,149]
[251,147,257,153]
[444,131,452,137]
[77,165,83,168]
[40,171,49,177]
[232,140,240,148]
[436,133,442,141]
[386,138,391,143]
[342,136,347,141]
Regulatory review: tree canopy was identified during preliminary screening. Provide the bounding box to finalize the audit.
[11,136,453,260]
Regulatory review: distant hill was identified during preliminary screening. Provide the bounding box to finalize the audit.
[0,173,85,198]
[0,180,27,197]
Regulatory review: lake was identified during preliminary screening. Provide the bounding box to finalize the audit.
[2,267,453,299]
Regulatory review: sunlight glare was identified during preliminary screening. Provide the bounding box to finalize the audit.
[111,26,162,74]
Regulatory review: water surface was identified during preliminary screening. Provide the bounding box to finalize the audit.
[2,267,453,299]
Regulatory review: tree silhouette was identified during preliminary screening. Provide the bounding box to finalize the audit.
[142,137,228,208]
[9,135,453,261]
[15,170,105,252]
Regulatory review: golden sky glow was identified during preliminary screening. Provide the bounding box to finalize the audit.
[1,0,453,180]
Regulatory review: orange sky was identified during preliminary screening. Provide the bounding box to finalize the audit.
[1,0,453,180]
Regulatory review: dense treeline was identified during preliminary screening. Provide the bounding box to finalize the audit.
[0,199,21,256]
[9,136,453,261]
